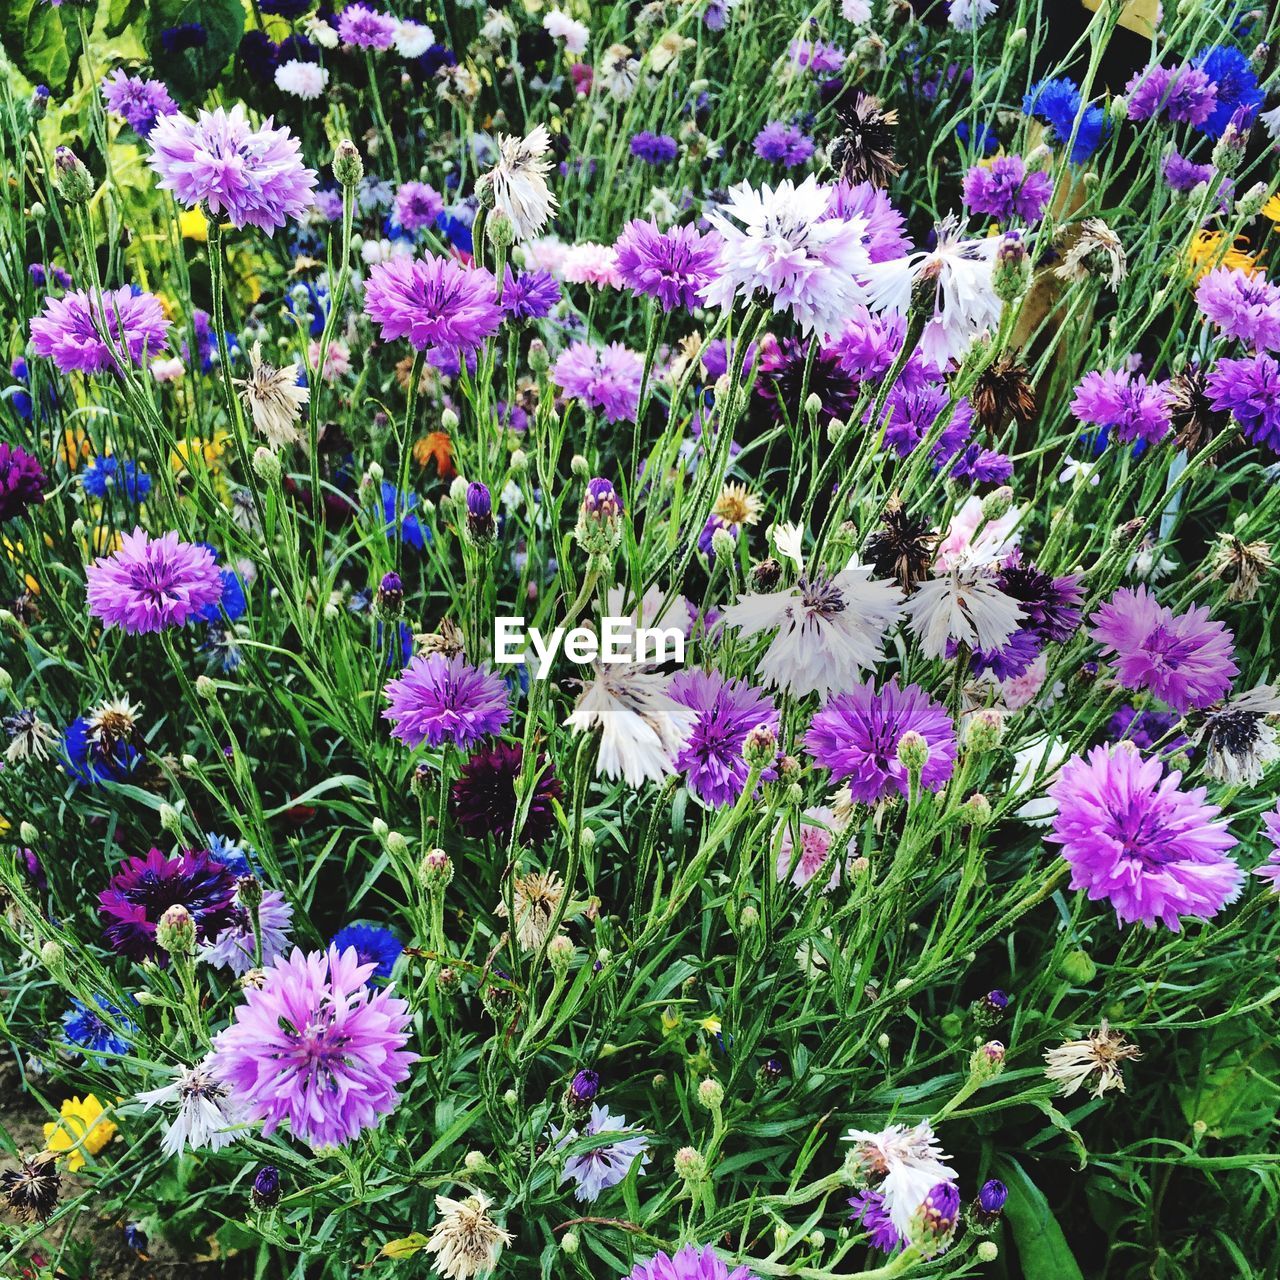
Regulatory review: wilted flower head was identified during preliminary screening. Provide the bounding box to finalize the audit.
[2,1152,61,1222]
[476,124,558,242]
[830,93,901,188]
[1056,217,1127,289]
[426,1190,513,1279]
[1043,1020,1141,1098]
[234,341,309,449]
[1193,684,1280,785]
[497,869,565,951]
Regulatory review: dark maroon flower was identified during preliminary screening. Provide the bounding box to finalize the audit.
[98,847,237,962]
[449,742,562,846]
[0,444,46,523]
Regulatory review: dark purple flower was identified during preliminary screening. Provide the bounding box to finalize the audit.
[995,564,1084,643]
[1108,704,1190,759]
[250,1164,281,1209]
[0,444,46,522]
[613,219,722,312]
[450,742,562,845]
[568,1068,600,1105]
[499,267,561,321]
[1162,151,1216,192]
[393,181,444,232]
[629,132,678,165]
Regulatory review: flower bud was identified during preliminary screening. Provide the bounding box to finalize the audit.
[674,1146,709,1183]
[912,1181,960,1258]
[509,448,528,473]
[30,85,50,122]
[750,557,782,591]
[418,847,453,890]
[463,1150,488,1173]
[970,1039,1006,1081]
[1059,947,1096,984]
[487,210,515,250]
[548,933,575,974]
[528,338,550,374]
[374,571,404,620]
[251,1164,281,1210]
[465,481,496,544]
[333,139,364,189]
[696,1078,724,1111]
[737,903,759,929]
[971,1178,1008,1230]
[53,147,93,205]
[575,477,624,560]
[710,525,736,565]
[386,830,409,858]
[977,1240,999,1262]
[972,988,1009,1028]
[561,1231,579,1255]
[252,446,281,483]
[195,674,217,700]
[980,486,1014,521]
[156,903,196,956]
[40,939,66,981]
[19,821,38,844]
[803,392,823,419]
[961,792,993,826]
[896,730,930,773]
[159,803,182,836]
[1235,181,1270,220]
[992,232,1029,303]
[743,724,777,771]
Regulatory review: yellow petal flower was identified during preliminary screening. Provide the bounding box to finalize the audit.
[43,1094,116,1173]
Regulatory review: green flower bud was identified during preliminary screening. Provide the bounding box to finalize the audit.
[252,446,281,484]
[195,675,217,700]
[896,730,930,773]
[418,847,454,890]
[333,139,364,189]
[674,1146,709,1183]
[156,903,196,956]
[964,708,1004,753]
[743,724,777,770]
[696,1078,724,1111]
[53,147,93,205]
[1059,947,1096,984]
[40,939,66,981]
[19,821,38,845]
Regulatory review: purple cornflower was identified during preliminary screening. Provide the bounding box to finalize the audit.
[1048,744,1242,931]
[877,382,976,467]
[567,1069,600,1107]
[99,848,238,962]
[962,156,1053,224]
[753,121,814,167]
[948,442,1012,485]
[86,529,223,634]
[805,679,956,804]
[824,181,911,263]
[30,286,169,375]
[626,1244,758,1280]
[364,255,502,355]
[337,3,399,49]
[100,70,176,138]
[789,38,845,75]
[552,341,644,422]
[1195,267,1280,352]
[1125,64,1217,126]
[629,132,678,165]
[1207,352,1280,454]
[392,180,444,232]
[1163,151,1216,192]
[201,884,294,975]
[1108,704,1190,760]
[1251,807,1280,893]
[959,626,1042,680]
[1070,369,1171,445]
[450,742,562,845]
[147,105,317,234]
[0,444,46,522]
[499,267,561,321]
[210,945,416,1147]
[1089,585,1237,713]
[995,563,1083,643]
[849,1189,905,1254]
[555,1103,650,1202]
[382,652,511,748]
[668,670,779,808]
[613,219,722,312]
[827,307,905,382]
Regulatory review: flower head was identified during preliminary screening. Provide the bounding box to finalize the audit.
[210,945,416,1147]
[330,922,402,979]
[364,255,502,355]
[2,1153,61,1222]
[42,1094,116,1172]
[383,653,511,749]
[147,104,317,233]
[626,1244,758,1280]
[904,568,1023,658]
[274,59,329,98]
[101,70,176,137]
[201,883,294,975]
[1044,1021,1141,1097]
[775,805,845,891]
[234,341,309,448]
[849,1189,905,1255]
[450,741,562,845]
[1048,744,1242,931]
[830,94,901,189]
[614,219,722,312]
[555,1103,650,1202]
[842,1120,955,1238]
[0,444,46,522]
[62,995,137,1057]
[552,341,644,422]
[86,528,223,634]
[962,155,1053,224]
[1195,267,1280,352]
[497,870,565,951]
[476,124,558,241]
[426,1191,513,1280]
[1207,352,1280,454]
[337,3,398,48]
[30,287,169,375]
[136,1060,247,1156]
[393,180,444,232]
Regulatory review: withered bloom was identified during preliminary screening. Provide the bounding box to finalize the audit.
[2,1151,61,1222]
[1166,363,1230,456]
[971,350,1036,432]
[863,498,937,593]
[830,94,902,188]
[1208,533,1274,603]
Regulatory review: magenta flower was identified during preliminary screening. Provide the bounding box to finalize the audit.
[1195,267,1280,352]
[363,255,502,355]
[1207,352,1280,454]
[337,3,399,49]
[1070,369,1171,445]
[805,679,956,804]
[552,341,645,422]
[1089,585,1237,713]
[99,848,238,962]
[30,287,169,375]
[0,444,46,523]
[1124,64,1217,127]
[147,105,317,234]
[1251,807,1280,893]
[626,1243,758,1280]
[393,180,444,233]
[823,181,911,263]
[613,219,722,313]
[100,70,176,138]
[210,946,416,1147]
[962,156,1053,224]
[1048,745,1242,931]
[86,529,223,634]
[668,670,779,808]
[383,653,511,748]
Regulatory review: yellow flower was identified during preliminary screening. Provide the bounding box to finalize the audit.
[59,427,94,470]
[171,432,232,475]
[0,814,10,834]
[698,1015,723,1036]
[1187,230,1260,281]
[2,536,39,595]
[43,1095,116,1172]
[1262,192,1280,224]
[179,209,209,242]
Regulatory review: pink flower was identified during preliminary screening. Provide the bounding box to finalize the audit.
[86,529,223,634]
[30,287,169,375]
[561,241,622,287]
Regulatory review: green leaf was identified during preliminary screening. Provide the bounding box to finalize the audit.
[0,0,83,94]
[998,1157,1085,1280]
[147,0,244,102]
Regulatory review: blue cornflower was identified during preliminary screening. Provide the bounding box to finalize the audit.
[379,481,428,550]
[330,923,402,981]
[60,716,140,787]
[1023,77,1108,163]
[629,132,679,165]
[82,455,152,503]
[200,623,243,673]
[436,207,475,255]
[62,995,136,1057]
[956,120,998,155]
[1194,46,1263,138]
[206,832,258,877]
[194,546,248,624]
[286,281,330,338]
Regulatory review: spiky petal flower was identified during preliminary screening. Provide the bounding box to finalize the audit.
[1206,352,1280,454]
[626,1244,759,1279]
[1,1152,61,1222]
[210,945,416,1147]
[722,568,904,700]
[1195,266,1280,352]
[147,104,317,233]
[382,653,511,749]
[363,255,502,355]
[552,341,644,422]
[475,124,558,241]
[702,176,871,341]
[1043,1021,1141,1098]
[101,69,176,137]
[1193,684,1280,785]
[775,805,845,891]
[450,742,563,845]
[613,218,723,312]
[829,94,902,188]
[135,1059,248,1156]
[848,1189,904,1255]
[806,679,956,804]
[842,1120,956,1238]
[1089,586,1237,714]
[554,1103,651,1202]
[86,529,223,634]
[0,443,46,522]
[234,341,309,449]
[1048,744,1242,931]
[497,870,565,951]
[30,287,170,375]
[201,883,294,975]
[904,568,1024,658]
[425,1191,513,1280]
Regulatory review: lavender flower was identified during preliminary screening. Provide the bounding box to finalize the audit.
[1070,369,1171,445]
[30,287,169,375]
[1048,744,1242,931]
[364,255,502,355]
[613,219,722,312]
[210,945,416,1147]
[1125,64,1217,126]
[753,121,814,167]
[626,1244,758,1279]
[823,181,910,263]
[393,180,444,232]
[554,1103,650,1202]
[1195,267,1280,352]
[201,884,294,975]
[337,3,399,49]
[383,653,511,748]
[86,528,223,634]
[100,70,176,137]
[147,105,317,233]
[552,341,644,422]
[1207,352,1280,454]
[1250,807,1280,893]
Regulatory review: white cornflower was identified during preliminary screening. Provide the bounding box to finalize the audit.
[394,19,435,58]
[1008,736,1071,825]
[425,1191,513,1280]
[904,569,1024,659]
[86,696,142,756]
[274,60,329,99]
[565,665,696,787]
[702,176,872,342]
[476,125,558,243]
[480,8,515,41]
[722,567,904,700]
[497,870,565,952]
[234,341,309,450]
[843,1120,956,1237]
[842,0,873,22]
[864,215,1002,365]
[600,43,641,101]
[1197,684,1280,786]
[3,709,57,763]
[135,1061,247,1157]
[948,0,997,30]
[1043,1021,1141,1099]
[304,15,339,48]
[542,9,589,53]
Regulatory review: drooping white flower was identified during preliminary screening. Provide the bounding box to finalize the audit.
[842,0,873,22]
[476,125,558,242]
[722,567,904,700]
[904,568,1024,658]
[233,341,309,450]
[426,1191,513,1280]
[863,216,1001,365]
[135,1060,248,1157]
[274,60,330,99]
[702,176,872,342]
[843,1120,956,1237]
